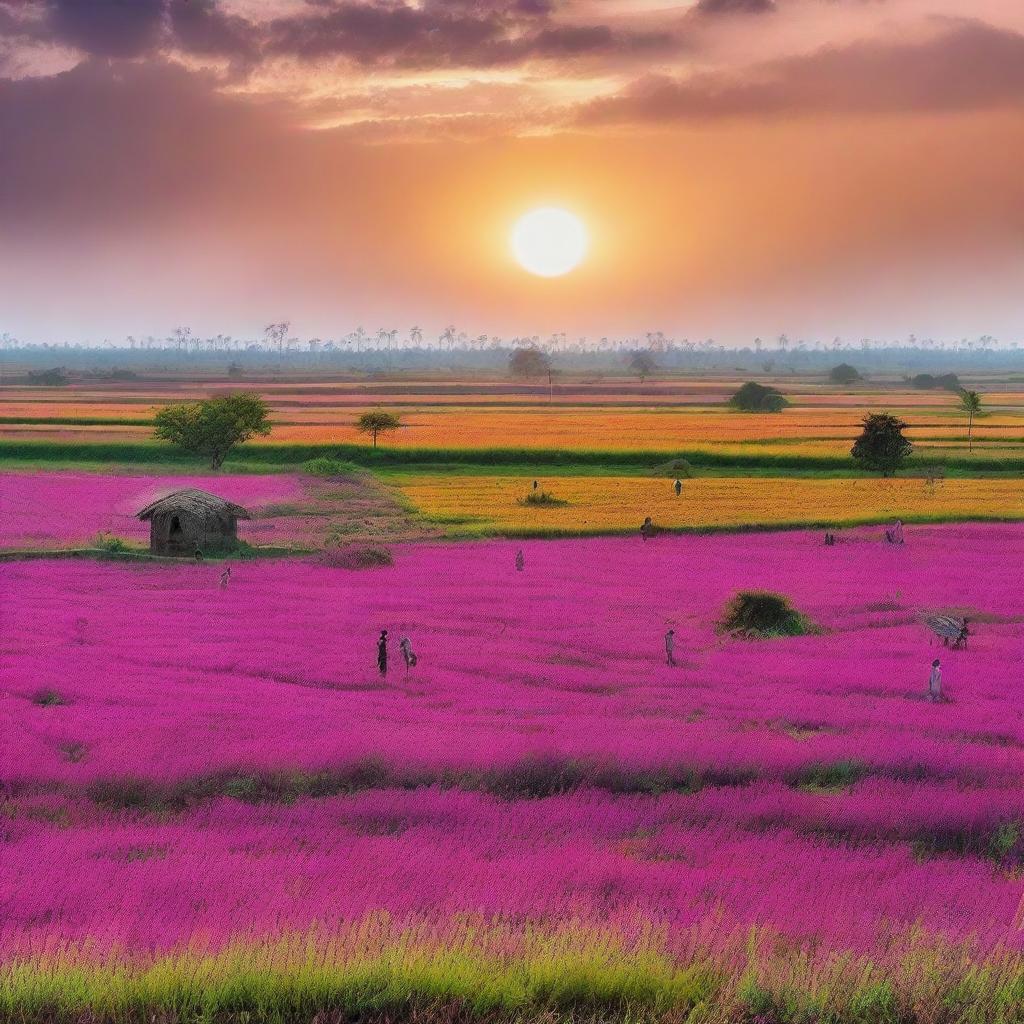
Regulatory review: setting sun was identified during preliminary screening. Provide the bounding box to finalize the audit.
[510,207,588,278]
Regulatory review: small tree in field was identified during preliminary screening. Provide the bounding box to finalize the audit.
[959,389,983,453]
[729,381,789,412]
[851,413,913,476]
[153,392,270,469]
[508,347,551,377]
[829,363,861,385]
[356,411,400,448]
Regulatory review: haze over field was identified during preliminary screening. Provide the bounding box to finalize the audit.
[2,0,1024,343]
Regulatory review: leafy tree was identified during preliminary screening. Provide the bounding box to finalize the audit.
[153,392,271,469]
[851,413,913,476]
[729,381,789,412]
[27,367,69,386]
[628,350,658,380]
[356,411,401,448]
[959,389,983,452]
[829,363,861,385]
[508,347,551,377]
[909,372,961,392]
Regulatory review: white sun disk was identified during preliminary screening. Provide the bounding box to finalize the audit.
[511,207,588,277]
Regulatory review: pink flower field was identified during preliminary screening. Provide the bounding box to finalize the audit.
[2,524,1024,1021]
[0,471,306,549]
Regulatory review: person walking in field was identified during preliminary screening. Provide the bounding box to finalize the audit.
[665,628,676,667]
[928,658,942,701]
[399,637,417,678]
[515,549,525,572]
[219,566,231,589]
[377,629,389,678]
[674,479,682,497]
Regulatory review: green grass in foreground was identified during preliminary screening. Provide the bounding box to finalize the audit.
[2,927,1023,1024]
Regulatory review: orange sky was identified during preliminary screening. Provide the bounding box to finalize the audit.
[1,0,1023,344]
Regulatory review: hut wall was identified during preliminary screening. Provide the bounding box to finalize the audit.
[150,510,239,555]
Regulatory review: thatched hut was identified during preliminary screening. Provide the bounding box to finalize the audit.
[137,489,249,556]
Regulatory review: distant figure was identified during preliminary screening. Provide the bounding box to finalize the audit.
[674,479,682,497]
[824,531,836,546]
[641,516,654,542]
[928,658,942,701]
[377,630,389,678]
[219,566,231,588]
[399,637,417,677]
[515,549,525,572]
[665,628,676,666]
[954,618,970,650]
[532,479,539,491]
[194,547,204,562]
[886,519,905,545]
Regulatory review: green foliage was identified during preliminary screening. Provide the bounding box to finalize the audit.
[652,458,695,479]
[355,411,401,448]
[26,367,69,386]
[910,372,962,391]
[520,489,568,507]
[302,456,359,477]
[960,389,984,453]
[729,381,789,412]
[508,347,551,377]
[851,412,913,476]
[719,590,814,638]
[795,760,867,792]
[627,350,658,377]
[829,362,862,385]
[30,688,66,707]
[153,392,271,469]
[91,531,130,553]
[988,820,1021,863]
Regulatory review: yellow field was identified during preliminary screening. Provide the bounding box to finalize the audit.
[397,475,1024,534]
[3,404,1023,454]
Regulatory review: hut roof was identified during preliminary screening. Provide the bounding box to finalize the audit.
[136,488,251,521]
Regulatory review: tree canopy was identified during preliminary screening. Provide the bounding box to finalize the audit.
[829,363,862,385]
[728,381,789,413]
[153,392,270,469]
[851,412,913,476]
[909,372,961,392]
[356,411,401,448]
[959,389,983,452]
[508,347,551,377]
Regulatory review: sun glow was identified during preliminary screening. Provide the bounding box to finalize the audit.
[510,207,588,277]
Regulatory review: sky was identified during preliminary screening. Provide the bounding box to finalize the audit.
[1,0,1023,346]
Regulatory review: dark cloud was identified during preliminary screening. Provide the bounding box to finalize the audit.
[695,0,775,15]
[46,0,165,58]
[167,0,257,63]
[265,1,674,69]
[579,19,1024,124]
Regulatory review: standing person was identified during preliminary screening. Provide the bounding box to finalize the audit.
[399,637,417,678]
[377,630,389,678]
[532,480,539,492]
[674,479,682,497]
[664,628,676,667]
[515,549,525,572]
[219,566,231,589]
[928,658,942,702]
[893,519,904,545]
[641,516,654,542]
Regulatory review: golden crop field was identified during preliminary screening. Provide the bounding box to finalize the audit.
[396,474,1024,534]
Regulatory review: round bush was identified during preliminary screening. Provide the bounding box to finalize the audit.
[719,590,813,638]
[319,545,393,570]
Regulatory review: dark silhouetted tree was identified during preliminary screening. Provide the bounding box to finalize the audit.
[729,381,789,412]
[851,413,913,476]
[356,411,401,448]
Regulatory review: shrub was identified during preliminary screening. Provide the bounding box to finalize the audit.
[31,688,66,706]
[320,545,394,570]
[851,412,913,476]
[508,347,551,377]
[519,489,568,507]
[728,382,789,412]
[652,458,695,479]
[829,363,862,385]
[302,456,359,477]
[719,590,814,638]
[92,531,131,553]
